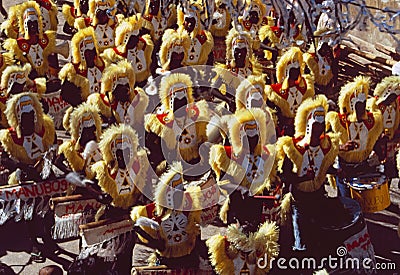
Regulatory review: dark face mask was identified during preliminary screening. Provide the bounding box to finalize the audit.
[149,0,160,15]
[84,48,97,68]
[249,97,264,108]
[317,42,331,57]
[79,125,97,147]
[381,93,398,106]
[80,0,89,14]
[355,101,366,121]
[172,97,188,117]
[249,10,259,24]
[21,111,35,136]
[96,9,109,25]
[234,47,247,68]
[289,67,300,81]
[9,82,26,95]
[247,134,259,153]
[310,121,325,140]
[115,147,131,169]
[170,52,185,70]
[27,20,39,36]
[113,84,130,103]
[184,17,196,33]
[126,34,139,50]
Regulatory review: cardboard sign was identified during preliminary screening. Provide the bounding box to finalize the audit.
[41,91,70,128]
[0,178,70,201]
[81,218,134,246]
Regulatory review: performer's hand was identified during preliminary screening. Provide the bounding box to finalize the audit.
[97,193,113,205]
[340,140,357,151]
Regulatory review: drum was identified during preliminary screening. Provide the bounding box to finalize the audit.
[213,37,226,64]
[319,197,376,273]
[256,184,284,225]
[346,173,390,213]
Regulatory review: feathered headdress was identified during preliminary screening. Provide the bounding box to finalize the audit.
[235,74,267,110]
[18,1,44,40]
[69,102,102,149]
[159,29,191,70]
[101,59,136,101]
[88,0,117,26]
[159,73,194,109]
[276,47,305,84]
[5,92,44,138]
[71,27,101,70]
[295,94,329,137]
[228,108,267,156]
[338,75,370,119]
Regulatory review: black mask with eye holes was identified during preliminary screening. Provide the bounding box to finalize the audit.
[9,82,26,95]
[27,20,39,36]
[184,17,196,33]
[113,84,130,103]
[115,147,131,169]
[149,0,160,15]
[381,93,398,106]
[249,97,264,108]
[289,67,300,81]
[234,47,247,68]
[170,52,185,70]
[311,121,325,141]
[317,42,331,57]
[84,48,97,68]
[79,125,97,147]
[126,34,139,50]
[247,134,259,153]
[249,10,259,24]
[219,3,227,9]
[355,100,366,122]
[172,97,188,117]
[96,9,109,25]
[21,111,35,136]
[80,0,89,15]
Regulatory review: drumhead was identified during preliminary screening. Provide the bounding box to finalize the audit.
[319,197,362,231]
[347,173,387,190]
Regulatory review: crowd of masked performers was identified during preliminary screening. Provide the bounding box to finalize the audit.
[0,0,398,274]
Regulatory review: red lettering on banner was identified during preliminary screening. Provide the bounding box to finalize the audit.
[24,185,36,197]
[44,182,52,194]
[103,224,132,235]
[6,189,17,200]
[65,203,75,214]
[346,233,370,252]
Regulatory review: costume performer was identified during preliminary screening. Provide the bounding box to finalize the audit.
[131,162,203,268]
[87,59,149,129]
[266,47,314,137]
[145,73,209,172]
[210,0,232,39]
[367,76,400,180]
[0,92,56,262]
[326,76,383,197]
[277,95,339,252]
[75,0,118,52]
[102,15,154,86]
[3,1,56,78]
[56,102,102,180]
[177,1,213,66]
[59,27,105,97]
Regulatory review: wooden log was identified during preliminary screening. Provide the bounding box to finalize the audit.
[341,45,397,67]
[375,43,400,61]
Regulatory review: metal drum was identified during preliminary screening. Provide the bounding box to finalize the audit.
[319,197,376,273]
[346,173,390,213]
